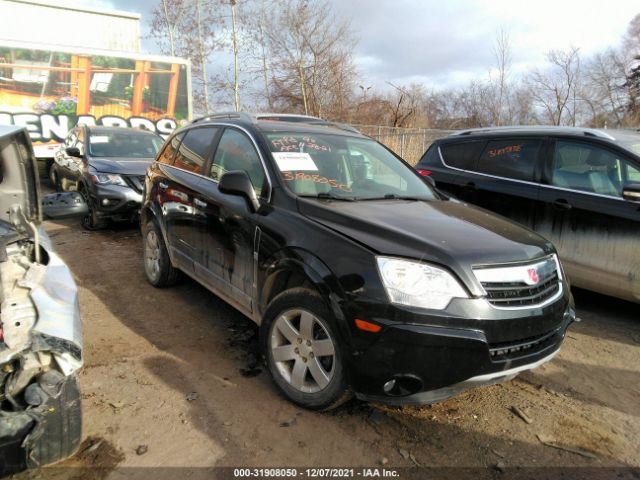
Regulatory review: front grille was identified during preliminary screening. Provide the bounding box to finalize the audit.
[489,328,560,360]
[483,271,559,307]
[474,256,561,308]
[125,175,146,193]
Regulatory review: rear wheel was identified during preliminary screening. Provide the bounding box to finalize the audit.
[143,219,179,287]
[261,288,350,410]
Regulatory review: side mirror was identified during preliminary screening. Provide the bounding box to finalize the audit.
[219,171,261,212]
[622,182,640,202]
[65,147,82,158]
[42,192,88,219]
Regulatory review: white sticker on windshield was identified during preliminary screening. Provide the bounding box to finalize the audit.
[272,152,318,171]
[90,136,109,144]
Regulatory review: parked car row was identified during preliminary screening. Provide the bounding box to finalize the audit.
[14,114,639,473]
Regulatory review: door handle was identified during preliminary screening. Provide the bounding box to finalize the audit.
[158,181,169,190]
[553,199,572,210]
[464,181,476,191]
[194,198,207,208]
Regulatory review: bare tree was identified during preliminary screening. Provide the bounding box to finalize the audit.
[487,28,512,125]
[150,0,222,113]
[266,0,356,119]
[527,47,581,125]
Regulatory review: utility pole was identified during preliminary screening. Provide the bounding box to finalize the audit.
[196,0,210,113]
[230,0,240,111]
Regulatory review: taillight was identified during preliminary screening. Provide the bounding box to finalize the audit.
[417,169,432,177]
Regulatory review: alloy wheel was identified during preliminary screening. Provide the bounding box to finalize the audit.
[270,309,336,393]
[145,229,161,281]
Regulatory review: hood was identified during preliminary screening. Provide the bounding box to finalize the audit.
[0,126,41,227]
[88,157,153,175]
[298,198,554,269]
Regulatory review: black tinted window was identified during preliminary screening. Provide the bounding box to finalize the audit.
[174,127,217,173]
[476,139,540,181]
[157,132,184,165]
[440,141,484,169]
[211,128,265,195]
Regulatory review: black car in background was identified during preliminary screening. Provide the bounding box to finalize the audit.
[140,113,575,410]
[416,126,640,303]
[52,126,164,229]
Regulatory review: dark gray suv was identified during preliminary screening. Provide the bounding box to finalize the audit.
[52,126,164,229]
[416,126,640,302]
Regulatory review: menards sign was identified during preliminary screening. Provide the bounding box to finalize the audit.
[0,41,192,157]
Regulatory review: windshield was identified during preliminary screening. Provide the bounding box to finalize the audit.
[264,132,436,200]
[89,131,163,158]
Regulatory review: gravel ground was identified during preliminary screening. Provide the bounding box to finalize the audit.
[14,218,640,480]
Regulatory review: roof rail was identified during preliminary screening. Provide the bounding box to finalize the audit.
[190,111,361,134]
[191,111,255,124]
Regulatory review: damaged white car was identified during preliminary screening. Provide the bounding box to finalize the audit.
[0,125,83,475]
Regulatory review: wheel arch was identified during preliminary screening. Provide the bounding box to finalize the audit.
[258,248,350,340]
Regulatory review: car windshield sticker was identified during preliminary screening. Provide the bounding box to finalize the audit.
[90,136,109,144]
[282,171,352,192]
[270,136,331,153]
[272,152,318,171]
[488,144,523,157]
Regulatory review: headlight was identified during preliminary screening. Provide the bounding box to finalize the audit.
[92,173,127,186]
[376,257,468,310]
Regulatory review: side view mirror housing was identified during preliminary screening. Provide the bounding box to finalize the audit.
[65,147,82,158]
[219,171,261,212]
[42,192,88,219]
[622,181,640,202]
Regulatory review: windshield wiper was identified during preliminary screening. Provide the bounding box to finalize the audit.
[300,192,356,201]
[361,194,424,201]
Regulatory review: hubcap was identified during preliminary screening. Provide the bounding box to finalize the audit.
[270,308,336,393]
[145,230,161,279]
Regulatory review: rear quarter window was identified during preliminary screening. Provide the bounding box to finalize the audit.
[157,132,185,165]
[440,141,484,170]
[476,139,541,181]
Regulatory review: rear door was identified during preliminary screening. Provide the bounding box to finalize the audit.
[536,138,640,301]
[157,127,217,272]
[467,137,543,229]
[193,127,268,314]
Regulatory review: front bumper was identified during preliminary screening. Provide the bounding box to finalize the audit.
[346,287,574,405]
[92,183,142,218]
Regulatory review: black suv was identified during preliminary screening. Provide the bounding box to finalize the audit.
[52,126,164,229]
[141,113,575,409]
[416,126,640,303]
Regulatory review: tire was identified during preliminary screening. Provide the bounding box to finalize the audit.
[142,219,179,287]
[25,374,82,468]
[261,288,350,410]
[49,165,62,192]
[79,186,108,231]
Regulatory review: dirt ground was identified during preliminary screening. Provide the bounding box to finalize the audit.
[15,218,640,480]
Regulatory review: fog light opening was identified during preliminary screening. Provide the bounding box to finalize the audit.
[383,374,423,397]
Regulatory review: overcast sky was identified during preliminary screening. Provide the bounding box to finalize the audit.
[78,0,639,91]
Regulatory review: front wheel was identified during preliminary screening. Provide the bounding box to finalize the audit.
[79,187,108,230]
[261,288,350,410]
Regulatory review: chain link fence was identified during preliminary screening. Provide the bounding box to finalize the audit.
[353,125,455,166]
